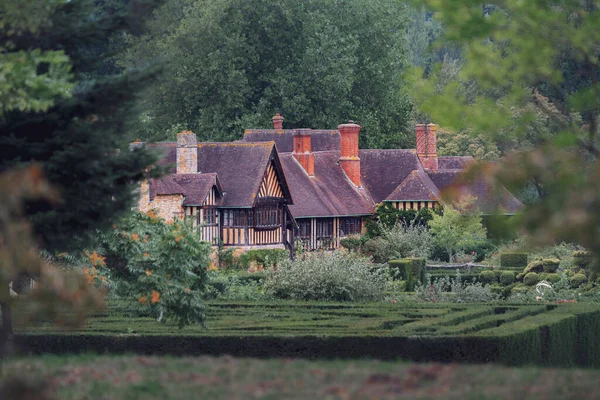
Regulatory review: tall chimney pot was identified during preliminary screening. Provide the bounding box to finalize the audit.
[416,123,438,170]
[292,129,314,176]
[272,113,284,130]
[177,130,198,174]
[338,120,361,187]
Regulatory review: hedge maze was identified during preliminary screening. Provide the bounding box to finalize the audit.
[16,301,600,367]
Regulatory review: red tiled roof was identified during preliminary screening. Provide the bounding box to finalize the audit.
[242,129,340,152]
[427,170,523,214]
[279,151,375,218]
[385,170,441,202]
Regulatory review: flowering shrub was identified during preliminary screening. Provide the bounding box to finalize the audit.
[88,211,211,328]
[264,251,387,301]
[415,270,499,303]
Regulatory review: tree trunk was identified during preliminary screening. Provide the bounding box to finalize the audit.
[0,284,15,357]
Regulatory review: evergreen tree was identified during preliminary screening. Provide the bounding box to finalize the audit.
[0,0,163,252]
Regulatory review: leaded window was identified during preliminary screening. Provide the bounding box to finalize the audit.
[340,217,361,237]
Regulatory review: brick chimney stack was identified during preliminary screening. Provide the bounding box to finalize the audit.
[338,120,361,187]
[416,123,438,170]
[272,113,284,130]
[292,129,314,176]
[177,130,198,174]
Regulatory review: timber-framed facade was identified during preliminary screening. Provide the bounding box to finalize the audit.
[137,114,523,256]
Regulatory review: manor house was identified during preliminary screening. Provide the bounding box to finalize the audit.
[136,115,522,256]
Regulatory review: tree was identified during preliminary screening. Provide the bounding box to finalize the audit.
[0,167,103,356]
[87,212,211,328]
[429,201,487,262]
[117,0,413,148]
[415,1,600,269]
[0,0,163,252]
[0,0,163,355]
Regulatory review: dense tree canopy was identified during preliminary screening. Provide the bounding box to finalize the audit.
[0,0,163,252]
[118,0,413,148]
[415,0,600,268]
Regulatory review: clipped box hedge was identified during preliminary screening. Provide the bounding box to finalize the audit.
[15,302,600,367]
[388,258,426,291]
[500,253,528,270]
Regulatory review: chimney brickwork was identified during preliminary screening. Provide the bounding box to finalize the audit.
[272,113,284,130]
[338,121,361,187]
[177,130,198,174]
[292,129,314,176]
[416,123,438,170]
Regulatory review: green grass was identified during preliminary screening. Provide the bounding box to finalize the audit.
[14,301,600,367]
[3,354,600,399]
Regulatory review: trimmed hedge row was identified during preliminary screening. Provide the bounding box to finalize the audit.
[388,258,425,291]
[15,302,600,367]
[501,253,528,270]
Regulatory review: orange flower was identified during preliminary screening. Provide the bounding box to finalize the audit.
[151,290,160,303]
[175,235,184,243]
[87,251,106,267]
[184,288,191,293]
[145,268,152,276]
[131,233,140,242]
[146,210,158,221]
[143,252,150,258]
[112,224,117,229]
[138,296,147,304]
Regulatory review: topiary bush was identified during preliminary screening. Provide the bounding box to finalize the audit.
[511,284,530,294]
[542,258,560,273]
[500,253,528,270]
[523,272,541,286]
[570,273,587,288]
[388,258,426,291]
[264,251,387,301]
[523,260,544,275]
[545,273,561,284]
[479,270,497,284]
[500,271,515,285]
[573,251,593,268]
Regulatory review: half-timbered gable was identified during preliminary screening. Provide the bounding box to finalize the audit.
[195,141,295,250]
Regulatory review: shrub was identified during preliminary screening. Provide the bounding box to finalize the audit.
[546,273,561,284]
[363,222,433,263]
[239,249,288,270]
[428,201,488,262]
[542,258,560,272]
[339,236,367,252]
[479,270,497,284]
[264,251,387,301]
[97,212,211,328]
[415,270,499,303]
[511,284,530,294]
[500,253,528,270]
[523,260,544,275]
[573,251,593,268]
[570,273,587,288]
[500,271,515,285]
[388,258,425,291]
[523,272,540,286]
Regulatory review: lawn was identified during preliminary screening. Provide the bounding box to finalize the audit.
[3,354,600,400]
[14,301,600,367]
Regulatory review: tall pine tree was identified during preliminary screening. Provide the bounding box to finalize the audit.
[0,0,163,252]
